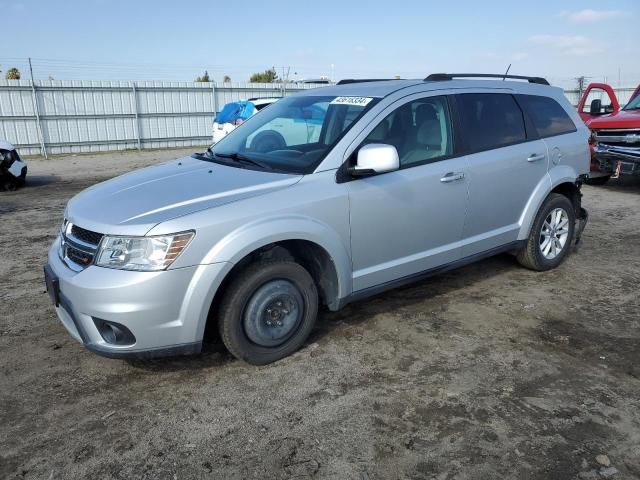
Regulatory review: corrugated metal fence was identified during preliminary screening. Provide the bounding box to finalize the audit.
[0,80,322,157]
[0,80,636,158]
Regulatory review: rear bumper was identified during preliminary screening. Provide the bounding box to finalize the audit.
[46,237,231,359]
[212,123,233,144]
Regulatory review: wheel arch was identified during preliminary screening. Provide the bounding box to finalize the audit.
[517,168,582,241]
[198,216,351,342]
[202,238,345,343]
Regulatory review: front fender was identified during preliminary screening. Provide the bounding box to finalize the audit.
[517,166,579,240]
[202,214,353,301]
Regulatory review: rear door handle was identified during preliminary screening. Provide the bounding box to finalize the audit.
[527,153,546,163]
[440,172,465,183]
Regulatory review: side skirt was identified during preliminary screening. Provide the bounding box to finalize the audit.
[337,240,526,309]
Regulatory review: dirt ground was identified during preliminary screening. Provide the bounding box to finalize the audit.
[1,148,639,480]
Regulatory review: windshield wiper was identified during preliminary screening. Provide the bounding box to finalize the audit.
[214,152,272,170]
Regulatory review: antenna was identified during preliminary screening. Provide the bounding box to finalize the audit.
[502,64,512,81]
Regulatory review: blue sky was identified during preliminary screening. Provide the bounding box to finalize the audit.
[1,0,638,88]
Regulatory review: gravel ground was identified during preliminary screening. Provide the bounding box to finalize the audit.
[1,148,639,480]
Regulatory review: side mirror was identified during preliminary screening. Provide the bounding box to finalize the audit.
[349,143,400,176]
[590,99,602,115]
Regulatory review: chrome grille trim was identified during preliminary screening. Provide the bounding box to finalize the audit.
[595,129,640,145]
[70,225,103,246]
[59,221,103,271]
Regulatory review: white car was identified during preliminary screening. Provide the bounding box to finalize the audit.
[0,141,27,190]
[212,98,327,150]
[212,98,279,144]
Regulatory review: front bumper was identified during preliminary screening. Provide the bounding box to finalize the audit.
[1,163,27,184]
[46,237,231,359]
[592,143,640,176]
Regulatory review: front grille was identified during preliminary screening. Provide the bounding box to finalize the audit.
[70,225,103,246]
[595,129,640,149]
[66,244,95,267]
[61,222,103,270]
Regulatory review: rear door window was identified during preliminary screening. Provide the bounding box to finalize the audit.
[456,93,526,152]
[516,94,577,138]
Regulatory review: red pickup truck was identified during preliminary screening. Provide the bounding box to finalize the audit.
[578,83,640,185]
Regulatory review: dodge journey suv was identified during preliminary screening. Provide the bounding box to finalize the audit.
[45,74,590,364]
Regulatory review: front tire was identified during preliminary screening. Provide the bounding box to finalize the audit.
[517,193,575,271]
[218,260,318,365]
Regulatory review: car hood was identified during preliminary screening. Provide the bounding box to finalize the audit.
[586,109,640,129]
[65,156,302,236]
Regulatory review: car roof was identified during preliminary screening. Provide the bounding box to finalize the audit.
[0,140,15,151]
[307,80,423,98]
[298,79,559,98]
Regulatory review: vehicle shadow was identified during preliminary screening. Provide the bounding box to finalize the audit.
[26,175,58,188]
[600,176,640,194]
[128,253,519,372]
[311,253,519,341]
[1,175,59,191]
[126,346,233,372]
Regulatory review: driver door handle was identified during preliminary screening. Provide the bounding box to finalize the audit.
[527,153,546,163]
[440,172,465,183]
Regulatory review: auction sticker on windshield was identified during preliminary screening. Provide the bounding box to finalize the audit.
[330,97,373,107]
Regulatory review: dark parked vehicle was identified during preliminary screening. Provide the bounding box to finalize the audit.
[0,141,27,190]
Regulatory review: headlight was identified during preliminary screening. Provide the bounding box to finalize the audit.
[95,231,194,271]
[588,130,597,145]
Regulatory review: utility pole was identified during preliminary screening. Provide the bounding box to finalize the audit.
[28,57,35,81]
[618,67,621,88]
[575,76,587,97]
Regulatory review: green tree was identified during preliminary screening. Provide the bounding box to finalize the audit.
[5,67,21,80]
[195,70,210,82]
[250,68,278,83]
[223,75,231,83]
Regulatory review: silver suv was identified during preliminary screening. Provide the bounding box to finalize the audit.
[45,74,590,364]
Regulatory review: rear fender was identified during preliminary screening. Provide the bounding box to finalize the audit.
[517,166,579,240]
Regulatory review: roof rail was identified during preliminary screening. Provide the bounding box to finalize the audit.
[336,79,398,85]
[425,73,550,85]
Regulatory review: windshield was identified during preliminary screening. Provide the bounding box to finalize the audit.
[196,95,378,174]
[623,94,640,111]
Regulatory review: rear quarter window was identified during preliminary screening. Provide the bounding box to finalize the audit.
[456,93,526,153]
[516,94,577,138]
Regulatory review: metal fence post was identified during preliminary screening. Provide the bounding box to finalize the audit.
[29,80,47,159]
[131,82,141,151]
[212,81,218,116]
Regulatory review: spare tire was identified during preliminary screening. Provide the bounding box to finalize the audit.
[250,130,286,153]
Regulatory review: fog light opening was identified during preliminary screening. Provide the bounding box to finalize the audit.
[93,318,136,346]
